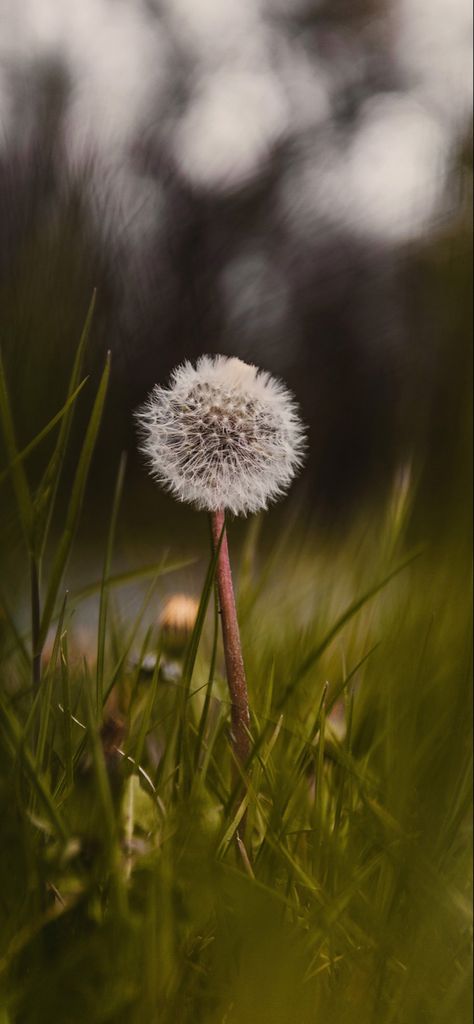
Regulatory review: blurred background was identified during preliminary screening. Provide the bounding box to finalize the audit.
[0,0,472,572]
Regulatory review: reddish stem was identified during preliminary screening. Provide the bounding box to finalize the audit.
[211,509,250,768]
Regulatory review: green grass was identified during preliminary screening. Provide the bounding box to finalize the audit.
[0,349,472,1024]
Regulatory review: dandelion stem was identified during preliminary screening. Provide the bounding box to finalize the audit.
[211,508,250,769]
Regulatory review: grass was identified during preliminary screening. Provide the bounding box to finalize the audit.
[0,346,472,1024]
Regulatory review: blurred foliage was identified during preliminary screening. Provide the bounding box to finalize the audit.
[0,45,471,533]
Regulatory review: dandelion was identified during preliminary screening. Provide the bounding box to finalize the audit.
[135,355,305,517]
[135,355,305,770]
[159,593,199,656]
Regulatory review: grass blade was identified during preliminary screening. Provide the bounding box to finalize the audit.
[0,379,88,488]
[181,523,224,698]
[71,556,195,604]
[0,349,33,545]
[38,351,111,650]
[96,452,127,710]
[60,633,73,791]
[276,549,423,711]
[36,593,68,773]
[35,291,96,559]
[0,690,68,842]
[194,582,220,772]
[130,652,161,770]
[0,591,31,669]
[102,573,161,708]
[176,519,224,788]
[81,671,128,915]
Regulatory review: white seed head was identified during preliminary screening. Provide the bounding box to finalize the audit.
[135,355,306,516]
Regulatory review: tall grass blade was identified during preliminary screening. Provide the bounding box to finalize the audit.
[36,592,68,772]
[194,582,220,773]
[71,556,195,604]
[277,549,423,710]
[38,351,111,650]
[0,590,30,668]
[96,452,127,710]
[131,653,161,770]
[82,671,128,915]
[0,690,68,841]
[0,379,88,488]
[0,349,33,546]
[60,632,73,791]
[35,291,96,559]
[102,573,160,708]
[176,520,224,787]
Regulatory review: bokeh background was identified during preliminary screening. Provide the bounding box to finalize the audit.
[0,0,472,565]
[0,11,472,1022]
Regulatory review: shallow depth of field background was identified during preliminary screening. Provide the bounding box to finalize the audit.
[0,0,472,543]
[0,2,472,1023]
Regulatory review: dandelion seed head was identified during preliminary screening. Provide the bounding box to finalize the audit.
[135,355,306,515]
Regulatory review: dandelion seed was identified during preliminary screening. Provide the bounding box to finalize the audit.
[135,355,305,517]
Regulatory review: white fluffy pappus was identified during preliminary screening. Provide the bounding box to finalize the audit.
[135,355,306,516]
